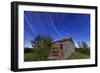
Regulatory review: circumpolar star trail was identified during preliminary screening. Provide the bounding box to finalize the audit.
[49,13,62,36]
[24,14,36,34]
[24,11,90,48]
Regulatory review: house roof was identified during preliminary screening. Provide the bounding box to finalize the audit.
[52,37,72,43]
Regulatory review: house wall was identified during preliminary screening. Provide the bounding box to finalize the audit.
[62,41,75,59]
[48,47,61,60]
[48,42,61,60]
[51,40,75,59]
[52,42,61,48]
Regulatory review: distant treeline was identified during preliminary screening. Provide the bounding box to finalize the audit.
[24,48,33,53]
[76,41,90,56]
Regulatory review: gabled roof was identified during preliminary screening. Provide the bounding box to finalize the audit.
[52,37,76,48]
[52,37,72,43]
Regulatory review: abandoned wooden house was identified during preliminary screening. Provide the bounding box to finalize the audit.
[48,37,76,60]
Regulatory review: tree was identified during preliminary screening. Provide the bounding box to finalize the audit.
[31,34,53,60]
[42,35,53,59]
[76,41,90,56]
[78,41,81,48]
[31,34,43,48]
[77,41,89,49]
[81,42,89,49]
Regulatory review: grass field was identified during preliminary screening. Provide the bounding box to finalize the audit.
[24,48,90,61]
[67,52,90,60]
[24,53,35,61]
[24,52,90,61]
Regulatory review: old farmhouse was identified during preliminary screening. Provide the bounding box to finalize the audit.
[48,37,76,60]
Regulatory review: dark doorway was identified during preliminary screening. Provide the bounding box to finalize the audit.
[60,44,63,50]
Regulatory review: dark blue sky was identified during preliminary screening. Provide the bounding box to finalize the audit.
[24,11,90,48]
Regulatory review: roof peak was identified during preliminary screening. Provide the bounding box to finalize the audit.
[52,36,72,43]
[60,36,72,40]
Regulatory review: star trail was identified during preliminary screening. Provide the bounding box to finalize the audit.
[24,11,90,48]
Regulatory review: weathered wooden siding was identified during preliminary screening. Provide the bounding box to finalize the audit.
[48,38,75,60]
[62,41,75,59]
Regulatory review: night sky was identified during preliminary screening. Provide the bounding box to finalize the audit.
[24,11,90,48]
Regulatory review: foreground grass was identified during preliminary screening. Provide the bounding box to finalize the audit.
[24,53,35,61]
[24,52,48,61]
[24,48,90,61]
[24,52,90,61]
[67,52,90,60]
